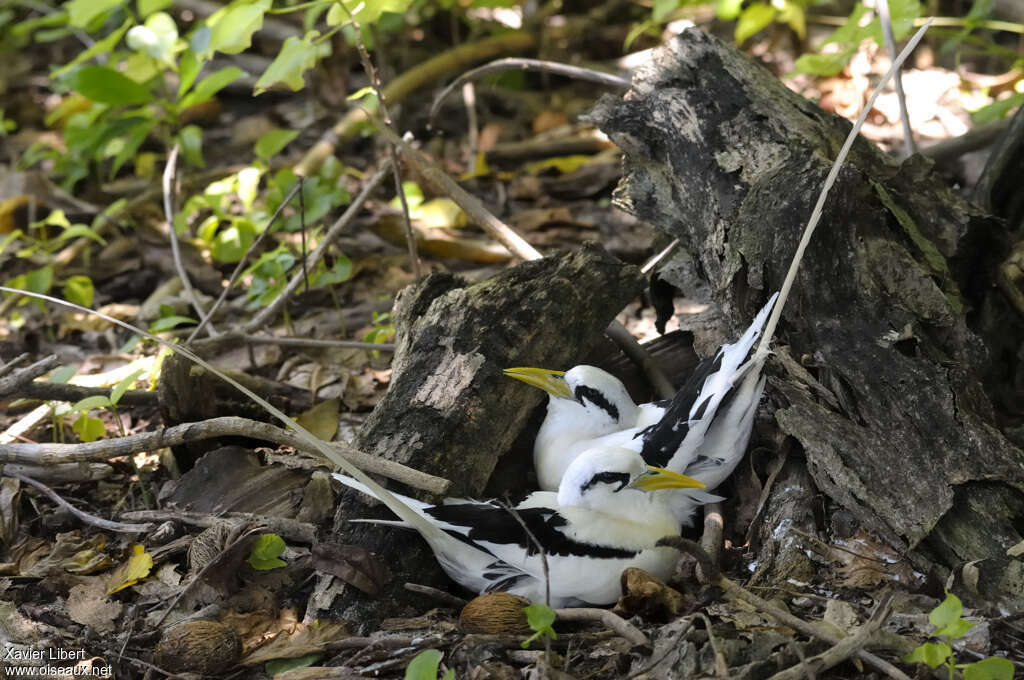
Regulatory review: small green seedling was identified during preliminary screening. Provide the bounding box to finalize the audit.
[248,533,287,570]
[68,367,147,441]
[521,603,558,649]
[903,592,1014,680]
[403,649,454,680]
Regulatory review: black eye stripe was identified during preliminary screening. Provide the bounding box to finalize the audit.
[573,385,620,421]
[580,471,631,493]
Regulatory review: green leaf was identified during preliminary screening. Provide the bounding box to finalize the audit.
[735,3,776,44]
[148,315,197,332]
[715,0,743,21]
[64,66,154,106]
[248,533,286,570]
[791,47,856,77]
[52,18,132,79]
[871,0,921,42]
[63,275,94,308]
[179,66,244,109]
[67,0,124,28]
[822,2,872,46]
[110,368,146,405]
[126,12,177,65]
[265,653,322,677]
[137,0,171,18]
[326,0,412,26]
[441,670,454,680]
[211,219,256,262]
[177,49,201,100]
[70,395,113,412]
[971,92,1024,125]
[49,365,79,383]
[254,33,319,94]
[929,592,964,630]
[652,0,678,23]
[524,603,556,632]
[73,413,107,442]
[110,118,156,175]
[403,649,442,680]
[903,642,952,669]
[255,129,300,160]
[935,617,975,638]
[205,0,271,55]
[177,124,204,167]
[24,265,54,295]
[55,224,107,245]
[962,657,1015,680]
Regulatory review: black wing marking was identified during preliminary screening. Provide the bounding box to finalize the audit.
[425,503,637,559]
[638,351,724,467]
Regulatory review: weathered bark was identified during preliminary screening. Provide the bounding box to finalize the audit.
[586,29,1024,605]
[328,244,644,630]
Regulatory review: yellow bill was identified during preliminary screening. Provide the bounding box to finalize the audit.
[631,466,706,491]
[503,366,573,399]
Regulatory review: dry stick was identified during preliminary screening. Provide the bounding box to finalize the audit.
[428,58,630,125]
[657,538,912,680]
[640,239,680,275]
[766,592,895,680]
[877,0,916,156]
[754,19,933,361]
[231,333,395,352]
[372,122,675,397]
[188,181,303,343]
[245,163,391,333]
[695,612,728,677]
[339,4,421,279]
[0,353,31,378]
[554,608,649,647]
[0,354,59,397]
[162,144,215,336]
[698,501,725,580]
[295,32,537,176]
[11,382,159,406]
[6,470,154,533]
[0,415,450,495]
[118,509,315,543]
[404,582,469,608]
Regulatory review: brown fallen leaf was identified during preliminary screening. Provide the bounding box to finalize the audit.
[312,541,390,597]
[67,577,122,632]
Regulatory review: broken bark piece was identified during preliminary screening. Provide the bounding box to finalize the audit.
[586,29,1024,605]
[326,244,643,629]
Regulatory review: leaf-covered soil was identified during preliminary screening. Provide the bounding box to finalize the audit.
[1,4,1023,679]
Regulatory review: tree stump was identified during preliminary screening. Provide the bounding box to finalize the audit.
[586,29,1024,607]
[326,244,644,629]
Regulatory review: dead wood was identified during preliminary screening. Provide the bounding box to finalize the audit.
[586,28,1024,607]
[327,244,644,630]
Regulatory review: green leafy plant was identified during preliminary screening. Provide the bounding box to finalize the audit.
[67,367,147,442]
[903,592,1014,680]
[521,603,557,649]
[248,533,287,570]
[403,649,454,680]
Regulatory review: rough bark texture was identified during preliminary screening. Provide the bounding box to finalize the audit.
[586,29,1024,607]
[328,244,644,630]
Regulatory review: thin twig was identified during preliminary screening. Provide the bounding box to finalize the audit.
[496,499,550,607]
[641,239,679,275]
[554,608,649,647]
[657,538,912,680]
[766,591,895,680]
[404,582,469,608]
[0,353,31,379]
[340,4,421,278]
[429,58,629,126]
[235,333,394,351]
[754,19,933,360]
[0,415,451,495]
[188,181,304,342]
[245,163,392,333]
[696,612,728,677]
[6,470,154,533]
[0,354,60,397]
[9,382,159,406]
[163,144,215,336]
[876,0,916,156]
[604,321,675,399]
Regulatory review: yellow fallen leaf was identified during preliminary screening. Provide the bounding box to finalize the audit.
[106,544,153,594]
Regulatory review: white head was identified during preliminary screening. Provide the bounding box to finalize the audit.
[504,365,640,432]
[556,446,705,508]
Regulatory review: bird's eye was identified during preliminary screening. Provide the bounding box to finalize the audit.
[581,471,631,493]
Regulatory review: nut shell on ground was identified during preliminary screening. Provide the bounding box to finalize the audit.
[459,592,533,634]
